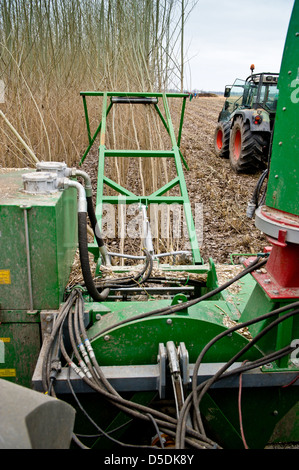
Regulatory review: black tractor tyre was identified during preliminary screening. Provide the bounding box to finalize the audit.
[214,121,230,158]
[229,116,268,173]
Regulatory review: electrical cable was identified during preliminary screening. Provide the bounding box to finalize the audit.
[41,289,78,393]
[146,413,165,448]
[45,289,219,449]
[42,263,297,449]
[175,343,297,449]
[175,304,299,448]
[238,360,249,449]
[65,357,148,449]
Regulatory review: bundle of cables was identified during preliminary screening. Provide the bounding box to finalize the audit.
[41,256,299,449]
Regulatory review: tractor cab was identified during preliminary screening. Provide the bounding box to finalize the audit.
[219,72,279,123]
[214,68,279,171]
[242,73,279,116]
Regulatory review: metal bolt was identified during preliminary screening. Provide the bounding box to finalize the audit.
[279,141,283,146]
[104,335,110,341]
[95,314,102,321]
[282,107,286,111]
[272,290,279,295]
[272,410,279,416]
[275,175,279,178]
[264,279,271,284]
[264,363,273,369]
[166,319,172,325]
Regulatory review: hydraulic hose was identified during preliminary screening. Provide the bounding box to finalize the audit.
[78,210,110,301]
[247,168,268,217]
[95,249,153,289]
[60,177,110,301]
[87,196,103,248]
[90,256,268,341]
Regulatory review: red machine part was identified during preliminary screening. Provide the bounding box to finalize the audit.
[246,208,299,299]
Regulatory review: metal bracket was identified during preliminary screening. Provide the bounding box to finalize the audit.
[166,341,185,417]
[157,342,190,406]
[157,343,167,399]
[178,342,190,388]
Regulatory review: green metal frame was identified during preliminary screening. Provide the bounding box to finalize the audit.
[265,0,299,215]
[79,91,203,265]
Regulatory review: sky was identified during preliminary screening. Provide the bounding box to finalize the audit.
[182,0,295,92]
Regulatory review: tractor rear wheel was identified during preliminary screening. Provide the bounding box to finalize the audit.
[214,121,230,158]
[229,116,268,173]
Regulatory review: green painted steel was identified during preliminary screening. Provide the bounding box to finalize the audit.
[265,1,299,214]
[79,91,203,265]
[0,321,40,388]
[0,169,78,386]
[87,299,263,366]
[0,170,78,310]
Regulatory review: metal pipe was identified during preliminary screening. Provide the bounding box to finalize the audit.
[59,178,87,213]
[141,205,154,256]
[69,169,93,198]
[107,250,191,260]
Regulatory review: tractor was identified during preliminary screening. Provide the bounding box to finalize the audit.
[214,67,279,173]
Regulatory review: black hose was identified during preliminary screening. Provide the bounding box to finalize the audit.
[95,249,153,289]
[253,168,268,207]
[78,211,110,301]
[59,289,218,448]
[174,302,299,448]
[86,195,104,248]
[176,342,297,449]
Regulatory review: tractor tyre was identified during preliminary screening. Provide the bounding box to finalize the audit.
[229,116,268,173]
[214,121,230,158]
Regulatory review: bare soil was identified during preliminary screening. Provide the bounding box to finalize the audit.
[180,95,266,263]
[81,95,267,265]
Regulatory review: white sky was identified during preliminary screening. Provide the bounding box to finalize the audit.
[182,0,295,92]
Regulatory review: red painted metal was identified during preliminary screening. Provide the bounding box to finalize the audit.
[244,228,299,299]
[244,255,299,300]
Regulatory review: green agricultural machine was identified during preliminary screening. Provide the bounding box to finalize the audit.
[214,68,279,173]
[0,1,298,451]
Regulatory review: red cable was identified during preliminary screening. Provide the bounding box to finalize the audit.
[238,362,249,449]
[282,373,299,388]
